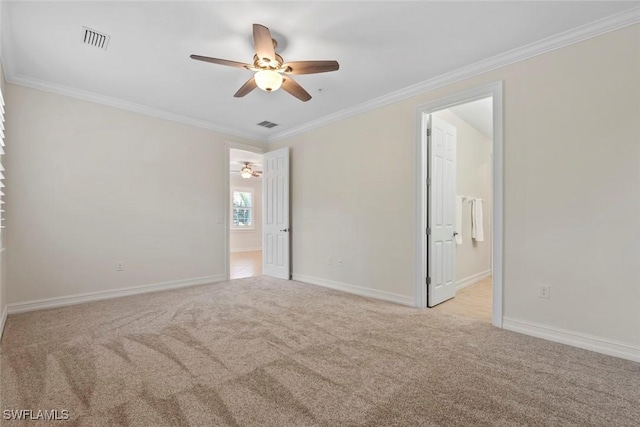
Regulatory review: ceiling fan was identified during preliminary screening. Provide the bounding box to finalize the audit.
[190,24,339,102]
[234,162,262,179]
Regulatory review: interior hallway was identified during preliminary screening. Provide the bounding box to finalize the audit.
[230,250,262,279]
[432,277,492,322]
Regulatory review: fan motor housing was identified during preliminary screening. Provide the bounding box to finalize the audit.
[253,53,284,70]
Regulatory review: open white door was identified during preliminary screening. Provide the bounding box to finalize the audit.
[262,147,290,279]
[427,115,457,307]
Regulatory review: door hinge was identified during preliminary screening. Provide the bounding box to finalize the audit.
[426,128,431,137]
[426,177,431,186]
[426,277,431,285]
[426,227,431,235]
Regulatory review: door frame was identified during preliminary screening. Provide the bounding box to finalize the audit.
[414,81,504,327]
[225,142,265,281]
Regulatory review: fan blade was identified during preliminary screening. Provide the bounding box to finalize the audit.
[234,78,258,97]
[281,76,312,102]
[190,55,251,69]
[251,172,260,177]
[283,60,339,75]
[253,24,276,64]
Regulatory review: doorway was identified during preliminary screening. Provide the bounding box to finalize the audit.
[229,148,264,279]
[225,144,291,281]
[429,98,494,322]
[415,82,504,327]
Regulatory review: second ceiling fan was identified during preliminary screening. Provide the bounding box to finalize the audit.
[191,24,339,102]
[236,162,262,179]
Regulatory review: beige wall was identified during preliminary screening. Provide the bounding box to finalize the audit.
[272,24,640,347]
[4,84,262,304]
[275,104,417,300]
[230,176,262,252]
[433,109,492,283]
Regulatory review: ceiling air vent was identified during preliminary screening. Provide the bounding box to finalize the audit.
[82,27,110,50]
[257,121,279,129]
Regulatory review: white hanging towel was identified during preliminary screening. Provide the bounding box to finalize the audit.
[471,198,485,242]
[455,196,463,245]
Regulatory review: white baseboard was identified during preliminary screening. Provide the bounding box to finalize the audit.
[503,317,640,363]
[0,304,7,340]
[6,274,227,315]
[456,269,492,291]
[230,247,262,253]
[293,274,415,307]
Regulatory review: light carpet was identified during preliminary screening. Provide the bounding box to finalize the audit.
[1,276,639,426]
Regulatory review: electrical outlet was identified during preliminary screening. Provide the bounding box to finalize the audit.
[538,285,550,299]
[116,261,124,272]
[327,256,333,265]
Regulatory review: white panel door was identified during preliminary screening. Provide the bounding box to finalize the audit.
[428,116,457,307]
[262,147,290,279]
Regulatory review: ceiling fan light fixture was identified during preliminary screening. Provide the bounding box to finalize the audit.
[254,70,283,92]
[191,24,339,101]
[241,166,253,179]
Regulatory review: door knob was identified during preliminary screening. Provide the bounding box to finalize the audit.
[280,228,289,232]
[453,232,459,236]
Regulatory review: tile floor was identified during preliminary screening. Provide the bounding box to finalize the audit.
[431,276,493,323]
[230,250,262,279]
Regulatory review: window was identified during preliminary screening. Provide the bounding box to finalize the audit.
[232,189,253,229]
[0,87,5,233]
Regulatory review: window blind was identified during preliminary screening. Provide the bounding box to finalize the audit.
[0,87,5,230]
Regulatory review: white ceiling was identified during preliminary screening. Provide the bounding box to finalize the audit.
[3,2,637,141]
[449,97,493,139]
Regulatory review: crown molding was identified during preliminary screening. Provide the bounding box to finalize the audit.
[267,6,640,142]
[5,74,265,142]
